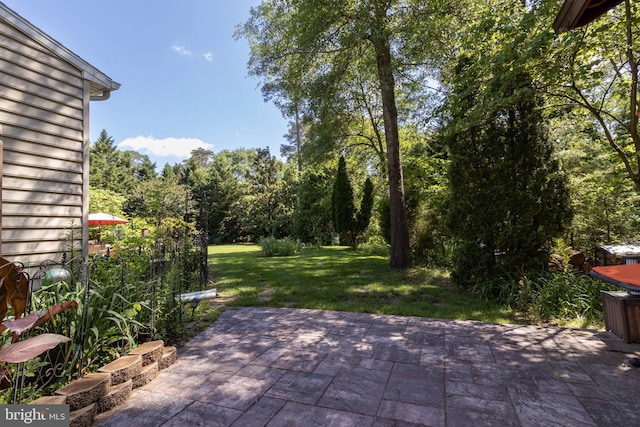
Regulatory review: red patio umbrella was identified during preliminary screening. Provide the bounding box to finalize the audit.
[88,212,129,226]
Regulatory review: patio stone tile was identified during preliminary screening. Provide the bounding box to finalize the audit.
[195,375,275,411]
[446,342,495,363]
[236,364,286,382]
[265,370,333,405]
[567,381,640,402]
[139,369,231,400]
[281,327,328,349]
[314,354,392,376]
[406,316,450,328]
[445,358,474,383]
[161,401,243,427]
[383,362,445,407]
[329,324,369,337]
[470,362,535,389]
[374,342,422,364]
[404,328,444,347]
[95,307,640,427]
[447,394,515,413]
[261,329,296,344]
[579,397,640,426]
[176,345,214,362]
[445,406,521,427]
[267,401,374,427]
[373,315,411,326]
[508,388,597,427]
[151,358,208,379]
[318,367,390,415]
[445,393,520,427]
[490,343,548,366]
[578,350,631,366]
[420,345,446,365]
[372,418,426,427]
[231,397,286,427]
[579,362,640,389]
[377,399,445,426]
[269,349,327,372]
[446,380,510,402]
[194,351,258,375]
[546,360,595,384]
[336,337,379,358]
[251,347,290,367]
[93,390,192,427]
[365,323,408,342]
[525,365,573,394]
[311,335,344,353]
[372,417,424,427]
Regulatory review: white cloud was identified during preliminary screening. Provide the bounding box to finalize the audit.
[119,136,214,159]
[171,43,213,62]
[171,44,193,56]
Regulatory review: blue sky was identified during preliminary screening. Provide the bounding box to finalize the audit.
[3,0,289,170]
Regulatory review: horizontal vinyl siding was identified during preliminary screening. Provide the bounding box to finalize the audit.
[0,18,85,264]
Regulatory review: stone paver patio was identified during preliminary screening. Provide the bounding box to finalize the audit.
[94,307,640,426]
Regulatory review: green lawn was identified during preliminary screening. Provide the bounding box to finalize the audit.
[209,244,518,324]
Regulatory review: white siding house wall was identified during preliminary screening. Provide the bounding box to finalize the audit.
[0,4,118,265]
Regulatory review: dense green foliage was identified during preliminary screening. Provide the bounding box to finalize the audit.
[332,156,356,246]
[474,272,616,328]
[293,169,334,245]
[22,0,640,408]
[2,235,208,403]
[259,236,301,257]
[332,156,375,248]
[87,0,640,302]
[445,67,572,286]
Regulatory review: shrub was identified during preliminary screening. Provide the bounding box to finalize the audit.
[360,235,390,257]
[474,271,616,326]
[259,236,300,257]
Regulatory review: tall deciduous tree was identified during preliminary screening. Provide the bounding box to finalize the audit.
[540,0,640,190]
[445,0,639,194]
[221,148,295,241]
[123,178,188,225]
[238,0,453,268]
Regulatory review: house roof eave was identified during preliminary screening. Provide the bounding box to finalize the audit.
[0,2,120,95]
[554,0,624,34]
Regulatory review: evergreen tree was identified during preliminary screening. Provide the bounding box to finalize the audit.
[89,129,136,194]
[128,152,157,181]
[332,156,356,246]
[293,168,333,244]
[445,66,571,287]
[206,153,241,243]
[332,156,375,248]
[355,177,374,239]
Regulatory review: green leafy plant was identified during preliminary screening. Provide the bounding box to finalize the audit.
[0,300,75,393]
[474,271,616,327]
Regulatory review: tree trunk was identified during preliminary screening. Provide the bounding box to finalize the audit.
[371,25,411,269]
